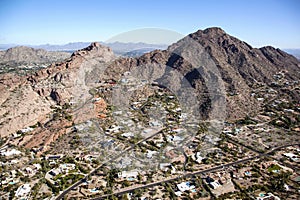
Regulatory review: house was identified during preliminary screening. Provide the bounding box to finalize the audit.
[256,192,280,200]
[49,168,61,176]
[120,119,134,127]
[59,163,76,173]
[283,109,294,113]
[149,120,163,127]
[1,149,21,157]
[118,170,139,180]
[192,152,204,163]
[257,98,264,101]
[33,163,41,171]
[179,113,188,119]
[25,167,33,175]
[175,191,183,196]
[121,132,134,138]
[284,184,290,191]
[106,125,123,133]
[120,78,129,84]
[45,154,63,160]
[176,181,195,192]
[159,163,171,172]
[92,97,102,102]
[123,71,131,76]
[222,128,233,134]
[210,181,221,189]
[15,184,31,198]
[283,152,299,162]
[205,176,220,189]
[10,170,18,178]
[113,110,123,115]
[21,127,34,133]
[172,128,185,134]
[146,150,157,159]
[245,171,252,176]
[84,154,99,162]
[49,160,57,165]
[167,135,183,142]
[25,163,42,175]
[10,159,19,165]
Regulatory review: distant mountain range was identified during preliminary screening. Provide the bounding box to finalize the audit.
[0,42,168,57]
[284,49,300,60]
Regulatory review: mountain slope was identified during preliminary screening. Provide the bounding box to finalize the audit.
[102,27,299,119]
[0,28,299,152]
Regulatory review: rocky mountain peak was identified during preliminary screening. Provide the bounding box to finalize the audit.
[90,41,101,48]
[71,42,114,62]
[203,27,226,35]
[191,27,227,39]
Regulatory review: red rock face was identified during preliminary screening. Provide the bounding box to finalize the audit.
[0,42,115,139]
[94,98,107,119]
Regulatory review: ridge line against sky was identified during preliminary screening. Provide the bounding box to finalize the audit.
[0,0,299,48]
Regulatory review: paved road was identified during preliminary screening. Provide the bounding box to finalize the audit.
[55,127,298,200]
[92,156,258,199]
[91,143,299,199]
[55,127,164,200]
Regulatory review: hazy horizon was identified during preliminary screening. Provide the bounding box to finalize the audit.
[0,0,300,48]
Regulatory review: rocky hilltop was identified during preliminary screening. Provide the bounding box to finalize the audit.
[0,46,71,64]
[0,28,299,152]
[0,46,71,75]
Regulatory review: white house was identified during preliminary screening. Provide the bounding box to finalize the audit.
[118,170,139,180]
[33,163,42,171]
[146,150,158,159]
[192,152,204,163]
[59,163,76,173]
[177,181,195,192]
[210,181,221,189]
[25,167,33,175]
[21,127,34,133]
[283,153,298,162]
[1,149,21,157]
[121,132,134,138]
[256,193,280,200]
[15,184,31,198]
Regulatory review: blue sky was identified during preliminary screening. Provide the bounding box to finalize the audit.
[0,0,299,48]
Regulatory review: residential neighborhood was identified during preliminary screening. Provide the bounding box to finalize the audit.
[0,69,299,200]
